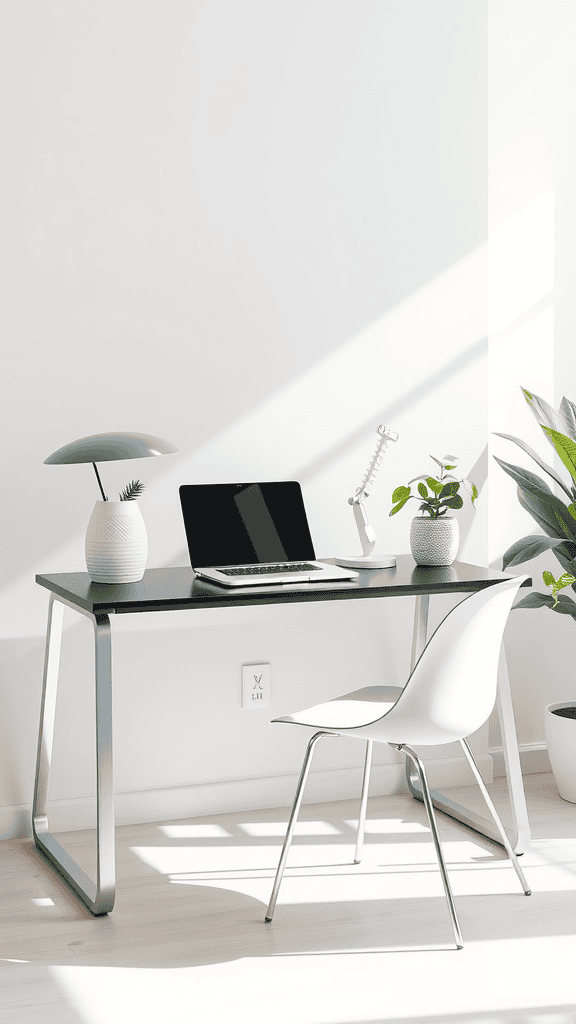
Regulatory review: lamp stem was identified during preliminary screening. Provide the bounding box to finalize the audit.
[92,462,108,501]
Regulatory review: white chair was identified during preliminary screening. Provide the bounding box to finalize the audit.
[264,576,531,948]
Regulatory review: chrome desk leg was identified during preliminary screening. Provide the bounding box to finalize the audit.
[406,593,531,855]
[32,594,115,915]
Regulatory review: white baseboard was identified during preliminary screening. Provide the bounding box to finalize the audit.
[490,742,550,778]
[0,752,497,841]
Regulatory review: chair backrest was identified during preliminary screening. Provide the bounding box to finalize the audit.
[366,576,527,747]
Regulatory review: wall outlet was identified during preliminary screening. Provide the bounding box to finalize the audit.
[242,663,271,709]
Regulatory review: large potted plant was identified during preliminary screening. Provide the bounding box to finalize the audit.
[495,388,576,803]
[390,455,478,565]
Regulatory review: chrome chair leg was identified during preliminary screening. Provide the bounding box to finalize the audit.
[265,731,334,922]
[459,738,531,895]
[400,744,464,949]
[354,740,373,863]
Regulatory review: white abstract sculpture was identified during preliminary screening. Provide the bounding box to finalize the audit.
[336,424,399,569]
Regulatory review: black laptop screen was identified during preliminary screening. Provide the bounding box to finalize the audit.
[179,482,317,567]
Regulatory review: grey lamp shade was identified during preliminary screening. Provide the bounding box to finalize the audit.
[44,432,179,465]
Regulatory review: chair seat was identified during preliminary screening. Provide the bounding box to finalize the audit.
[274,685,403,732]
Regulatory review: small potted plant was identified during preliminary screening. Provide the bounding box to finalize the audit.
[495,387,576,802]
[85,479,148,584]
[390,455,478,566]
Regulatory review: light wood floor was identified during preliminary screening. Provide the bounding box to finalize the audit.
[2,773,576,1024]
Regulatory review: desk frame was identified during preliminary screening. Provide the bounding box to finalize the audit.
[33,562,531,915]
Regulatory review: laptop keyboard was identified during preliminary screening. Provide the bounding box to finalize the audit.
[218,563,320,577]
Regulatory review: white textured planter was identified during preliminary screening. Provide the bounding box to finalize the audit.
[85,500,148,584]
[545,702,576,804]
[410,516,459,566]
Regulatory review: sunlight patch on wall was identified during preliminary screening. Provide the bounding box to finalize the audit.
[488,190,555,566]
[3,241,488,638]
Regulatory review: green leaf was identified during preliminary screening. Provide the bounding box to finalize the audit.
[502,535,568,569]
[418,482,429,499]
[493,457,569,512]
[553,594,576,619]
[513,588,576,619]
[541,427,576,484]
[439,481,459,498]
[542,571,555,588]
[559,397,576,441]
[392,485,410,503]
[444,464,457,470]
[550,546,576,587]
[389,496,411,516]
[426,477,442,494]
[522,387,568,440]
[517,486,563,538]
[569,504,576,520]
[551,504,576,542]
[493,432,573,498]
[513,592,555,610]
[442,495,464,510]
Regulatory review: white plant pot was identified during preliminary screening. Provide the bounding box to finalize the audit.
[410,516,459,566]
[545,702,576,804]
[85,500,148,584]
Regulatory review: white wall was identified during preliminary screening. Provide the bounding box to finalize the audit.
[487,0,576,753]
[1,0,571,839]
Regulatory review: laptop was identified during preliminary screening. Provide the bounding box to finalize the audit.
[179,481,359,587]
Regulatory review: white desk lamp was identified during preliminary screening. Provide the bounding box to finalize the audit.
[336,424,399,569]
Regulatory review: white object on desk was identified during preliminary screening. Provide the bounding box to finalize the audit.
[85,499,148,583]
[336,424,399,569]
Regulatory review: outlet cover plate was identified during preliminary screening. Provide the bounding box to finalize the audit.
[242,663,271,709]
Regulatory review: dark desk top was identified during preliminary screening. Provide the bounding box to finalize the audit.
[35,556,531,616]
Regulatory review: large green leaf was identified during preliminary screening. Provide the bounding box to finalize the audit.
[551,504,576,543]
[442,494,463,509]
[514,590,576,619]
[559,397,576,441]
[502,535,568,569]
[513,592,555,610]
[553,594,576,619]
[549,547,576,592]
[522,387,573,443]
[517,486,561,538]
[493,432,572,498]
[541,427,576,484]
[493,457,568,512]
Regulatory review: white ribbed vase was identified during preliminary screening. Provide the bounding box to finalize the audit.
[410,516,459,566]
[85,500,148,584]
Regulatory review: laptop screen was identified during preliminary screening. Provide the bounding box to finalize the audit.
[179,481,317,567]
